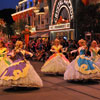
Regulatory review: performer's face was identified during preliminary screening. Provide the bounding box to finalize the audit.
[20,44,23,49]
[92,42,97,47]
[79,43,82,47]
[55,41,59,46]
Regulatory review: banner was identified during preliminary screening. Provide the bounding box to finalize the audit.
[12,15,18,21]
[25,33,29,48]
[24,28,30,48]
[28,10,33,16]
[38,0,42,3]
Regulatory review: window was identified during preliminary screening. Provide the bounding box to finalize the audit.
[38,15,40,24]
[47,18,48,23]
[29,1,33,7]
[18,7,20,12]
[35,0,38,5]
[34,20,36,26]
[21,4,23,10]
[25,2,27,9]
[28,16,31,26]
[34,13,35,17]
[42,21,44,24]
[18,5,21,11]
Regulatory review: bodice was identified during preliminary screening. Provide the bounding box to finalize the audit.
[91,47,99,57]
[14,52,25,60]
[0,48,7,57]
[78,47,85,55]
[52,45,62,53]
[79,49,85,55]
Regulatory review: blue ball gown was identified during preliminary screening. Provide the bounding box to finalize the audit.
[64,47,100,80]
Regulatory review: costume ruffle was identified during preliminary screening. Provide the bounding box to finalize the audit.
[41,53,70,73]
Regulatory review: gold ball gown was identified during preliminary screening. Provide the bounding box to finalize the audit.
[41,45,70,74]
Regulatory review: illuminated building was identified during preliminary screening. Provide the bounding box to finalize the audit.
[12,0,49,37]
[12,0,82,40]
[48,0,75,40]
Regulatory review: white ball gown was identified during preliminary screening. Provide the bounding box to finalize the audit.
[64,46,100,80]
[90,47,100,68]
[0,50,43,88]
[41,45,70,74]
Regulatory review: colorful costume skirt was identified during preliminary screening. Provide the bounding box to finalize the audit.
[91,56,100,68]
[41,53,70,74]
[0,59,43,87]
[0,57,12,76]
[64,55,100,80]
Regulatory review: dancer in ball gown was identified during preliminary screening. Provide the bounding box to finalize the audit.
[64,39,100,81]
[0,41,43,87]
[89,40,100,67]
[0,40,12,76]
[41,39,70,74]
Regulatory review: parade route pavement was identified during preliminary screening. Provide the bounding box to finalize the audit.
[0,61,100,100]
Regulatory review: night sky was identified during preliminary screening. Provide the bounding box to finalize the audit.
[0,0,19,10]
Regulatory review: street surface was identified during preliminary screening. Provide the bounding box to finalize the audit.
[0,61,100,100]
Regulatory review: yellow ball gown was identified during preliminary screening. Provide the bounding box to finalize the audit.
[0,48,12,76]
[41,45,70,74]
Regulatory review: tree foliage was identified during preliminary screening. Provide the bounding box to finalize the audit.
[0,9,15,36]
[11,19,27,34]
[77,3,100,38]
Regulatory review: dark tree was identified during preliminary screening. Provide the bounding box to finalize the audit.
[0,9,15,24]
[76,2,100,39]
[0,9,16,36]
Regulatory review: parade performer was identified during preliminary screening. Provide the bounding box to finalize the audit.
[41,39,70,74]
[64,39,100,81]
[89,40,100,67]
[0,40,12,76]
[0,41,43,88]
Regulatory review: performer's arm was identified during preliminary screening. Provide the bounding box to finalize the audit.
[89,47,93,57]
[70,49,78,54]
[60,45,64,53]
[50,46,56,53]
[50,49,56,53]
[8,50,16,58]
[62,47,68,53]
[25,50,33,57]
[90,51,93,58]
[97,47,100,55]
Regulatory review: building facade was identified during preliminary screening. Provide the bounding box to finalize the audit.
[12,0,80,40]
[12,0,49,36]
[47,0,75,40]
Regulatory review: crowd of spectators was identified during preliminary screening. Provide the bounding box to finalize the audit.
[28,38,51,62]
[28,38,78,62]
[3,37,100,62]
